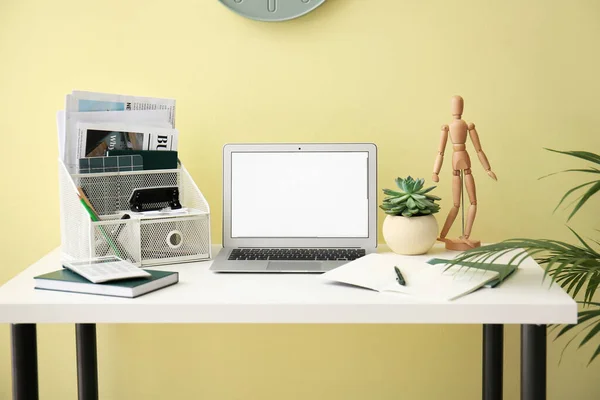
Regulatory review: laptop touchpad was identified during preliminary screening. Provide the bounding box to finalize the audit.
[267,261,323,272]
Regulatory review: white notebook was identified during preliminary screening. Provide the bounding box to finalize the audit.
[322,253,500,301]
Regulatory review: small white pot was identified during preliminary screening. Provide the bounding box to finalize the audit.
[382,214,439,255]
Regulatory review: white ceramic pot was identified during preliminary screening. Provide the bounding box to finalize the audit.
[382,214,439,255]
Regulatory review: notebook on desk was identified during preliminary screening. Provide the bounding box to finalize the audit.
[34,269,178,298]
[322,253,501,301]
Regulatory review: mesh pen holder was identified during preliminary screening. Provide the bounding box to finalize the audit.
[58,159,211,266]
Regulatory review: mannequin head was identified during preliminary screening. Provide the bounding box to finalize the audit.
[451,95,464,118]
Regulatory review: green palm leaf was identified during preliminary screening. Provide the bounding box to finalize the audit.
[555,309,600,340]
[552,181,597,214]
[568,226,595,253]
[579,314,600,348]
[556,307,600,365]
[542,149,600,220]
[545,149,600,165]
[539,168,600,179]
[590,344,600,365]
[568,181,600,221]
[444,235,600,364]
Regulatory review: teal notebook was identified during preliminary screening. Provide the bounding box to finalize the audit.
[106,150,178,170]
[34,269,178,298]
[427,258,517,288]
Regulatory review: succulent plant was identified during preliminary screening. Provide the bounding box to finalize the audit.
[380,176,441,217]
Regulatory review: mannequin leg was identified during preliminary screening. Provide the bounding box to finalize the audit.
[463,169,478,239]
[439,171,462,239]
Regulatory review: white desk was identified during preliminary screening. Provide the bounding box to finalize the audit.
[0,245,576,400]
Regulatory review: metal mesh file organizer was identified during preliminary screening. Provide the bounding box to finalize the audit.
[58,160,211,266]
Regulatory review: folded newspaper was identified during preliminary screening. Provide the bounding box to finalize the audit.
[66,91,176,127]
[58,91,177,168]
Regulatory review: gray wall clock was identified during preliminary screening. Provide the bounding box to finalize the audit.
[219,0,326,22]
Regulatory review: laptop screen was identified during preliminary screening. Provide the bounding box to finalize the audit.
[230,151,369,238]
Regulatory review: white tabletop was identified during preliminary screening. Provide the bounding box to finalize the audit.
[0,245,576,324]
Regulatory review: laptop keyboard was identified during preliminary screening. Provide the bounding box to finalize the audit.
[228,248,366,261]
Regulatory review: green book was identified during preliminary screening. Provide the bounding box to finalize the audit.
[106,150,178,170]
[482,266,517,288]
[34,269,178,298]
[427,258,518,288]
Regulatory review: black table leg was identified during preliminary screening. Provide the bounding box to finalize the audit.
[482,324,503,400]
[11,324,39,400]
[521,324,546,400]
[76,324,99,400]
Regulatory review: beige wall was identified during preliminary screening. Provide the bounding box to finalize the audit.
[1,0,599,398]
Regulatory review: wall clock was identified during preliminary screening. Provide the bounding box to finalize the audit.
[219,0,326,22]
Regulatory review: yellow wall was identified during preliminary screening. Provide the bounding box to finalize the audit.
[1,0,599,398]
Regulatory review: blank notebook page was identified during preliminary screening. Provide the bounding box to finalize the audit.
[322,253,499,302]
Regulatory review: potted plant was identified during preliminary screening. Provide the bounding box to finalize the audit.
[444,149,600,364]
[380,176,442,255]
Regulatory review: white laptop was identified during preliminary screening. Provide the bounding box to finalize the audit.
[210,143,378,273]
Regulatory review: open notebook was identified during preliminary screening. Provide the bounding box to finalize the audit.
[322,253,501,301]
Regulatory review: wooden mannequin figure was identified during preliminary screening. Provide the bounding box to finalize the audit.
[432,95,497,251]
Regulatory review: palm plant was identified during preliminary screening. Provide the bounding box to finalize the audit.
[442,150,600,364]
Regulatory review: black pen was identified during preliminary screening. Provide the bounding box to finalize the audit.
[394,266,407,286]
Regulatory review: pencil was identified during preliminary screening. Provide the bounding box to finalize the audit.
[77,187,122,258]
[79,197,99,222]
[77,187,99,217]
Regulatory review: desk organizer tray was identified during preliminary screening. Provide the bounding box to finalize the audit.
[58,160,211,266]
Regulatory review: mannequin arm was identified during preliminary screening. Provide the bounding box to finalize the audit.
[468,123,497,180]
[432,125,449,182]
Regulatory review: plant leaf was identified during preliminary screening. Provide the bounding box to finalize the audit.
[438,238,600,302]
[540,168,600,179]
[390,194,410,204]
[552,181,597,214]
[414,178,424,192]
[567,226,595,253]
[578,312,600,348]
[589,343,600,365]
[420,199,438,208]
[555,312,599,340]
[418,186,437,195]
[545,149,600,165]
[415,201,426,209]
[568,181,600,221]
[584,274,600,305]
[396,177,408,192]
[383,188,405,197]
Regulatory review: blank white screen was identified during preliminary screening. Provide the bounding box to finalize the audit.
[231,152,369,238]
